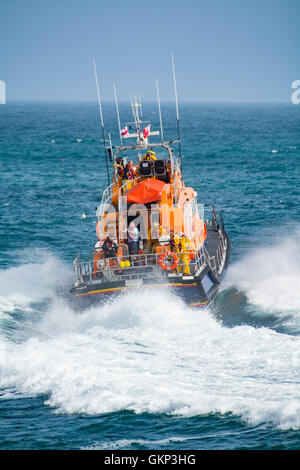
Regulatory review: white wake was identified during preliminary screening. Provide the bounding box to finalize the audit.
[0,244,300,430]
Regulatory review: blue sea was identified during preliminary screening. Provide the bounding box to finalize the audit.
[0,101,300,451]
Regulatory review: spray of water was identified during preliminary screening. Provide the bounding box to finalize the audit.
[223,228,300,330]
[1,233,300,430]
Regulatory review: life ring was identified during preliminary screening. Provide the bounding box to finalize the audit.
[158,251,178,271]
[96,259,105,270]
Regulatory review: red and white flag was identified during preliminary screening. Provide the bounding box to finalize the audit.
[121,126,128,137]
[143,125,150,139]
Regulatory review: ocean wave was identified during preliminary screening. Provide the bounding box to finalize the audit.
[1,247,300,430]
[82,436,188,450]
[0,255,72,314]
[223,227,300,331]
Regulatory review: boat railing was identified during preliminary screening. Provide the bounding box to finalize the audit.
[73,254,84,284]
[73,225,228,287]
[97,182,115,219]
[204,249,217,277]
[73,247,213,287]
[119,175,142,197]
[215,231,227,275]
[98,174,142,219]
[98,170,179,220]
[205,230,227,278]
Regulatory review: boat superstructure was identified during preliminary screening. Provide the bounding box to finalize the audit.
[71,60,230,309]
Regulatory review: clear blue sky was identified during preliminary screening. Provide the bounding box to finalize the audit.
[1,0,299,102]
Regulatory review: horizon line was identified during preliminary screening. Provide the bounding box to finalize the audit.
[1,99,294,105]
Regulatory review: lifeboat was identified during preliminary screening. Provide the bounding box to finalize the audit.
[70,63,230,310]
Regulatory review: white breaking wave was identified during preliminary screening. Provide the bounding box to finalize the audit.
[0,255,71,312]
[225,229,300,317]
[1,248,300,430]
[83,436,188,450]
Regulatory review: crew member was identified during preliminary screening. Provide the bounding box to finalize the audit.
[124,161,134,181]
[147,221,160,250]
[142,149,157,161]
[127,221,139,255]
[102,236,118,259]
[147,222,170,252]
[180,237,191,275]
[114,157,124,183]
[172,233,181,254]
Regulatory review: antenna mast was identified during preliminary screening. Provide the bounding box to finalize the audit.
[130,95,138,128]
[139,93,143,118]
[113,81,122,145]
[93,59,110,185]
[155,78,164,143]
[171,53,182,170]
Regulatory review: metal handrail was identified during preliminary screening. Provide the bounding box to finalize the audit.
[97,182,115,219]
[73,247,212,287]
[119,175,142,197]
[98,163,180,220]
[97,174,143,221]
[73,225,227,287]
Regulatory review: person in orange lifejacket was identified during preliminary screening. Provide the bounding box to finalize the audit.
[124,161,134,181]
[114,157,124,178]
[102,236,118,259]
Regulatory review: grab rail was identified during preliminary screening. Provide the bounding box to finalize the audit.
[97,182,115,219]
[73,229,227,286]
[73,245,216,287]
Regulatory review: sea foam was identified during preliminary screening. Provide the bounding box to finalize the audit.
[0,245,300,430]
[225,229,300,320]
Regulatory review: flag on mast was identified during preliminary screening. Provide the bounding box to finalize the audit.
[121,126,128,137]
[143,125,150,139]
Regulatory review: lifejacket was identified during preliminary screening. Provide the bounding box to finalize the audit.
[117,165,124,177]
[124,166,134,180]
[185,238,195,260]
[142,151,157,161]
[102,238,118,258]
[114,161,124,173]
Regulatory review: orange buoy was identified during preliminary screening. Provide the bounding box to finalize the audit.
[158,251,178,271]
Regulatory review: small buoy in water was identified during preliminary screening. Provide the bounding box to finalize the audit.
[81,213,87,219]
[77,139,83,143]
[51,139,56,143]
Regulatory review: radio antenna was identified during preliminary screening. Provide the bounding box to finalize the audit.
[113,81,122,145]
[93,59,110,185]
[171,53,182,170]
[139,93,143,118]
[130,95,138,128]
[155,78,164,143]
